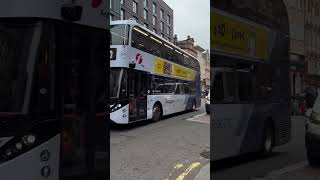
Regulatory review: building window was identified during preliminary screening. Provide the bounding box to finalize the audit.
[168,38,171,42]
[167,15,170,25]
[160,9,164,19]
[167,26,170,34]
[153,3,156,14]
[144,9,148,20]
[144,0,148,7]
[153,29,156,33]
[120,0,124,5]
[153,15,156,26]
[144,23,148,28]
[161,34,164,38]
[160,21,164,31]
[133,1,138,13]
[121,9,125,20]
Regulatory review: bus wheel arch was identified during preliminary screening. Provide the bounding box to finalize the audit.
[152,102,163,122]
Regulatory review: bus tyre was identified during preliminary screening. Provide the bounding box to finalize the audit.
[261,124,274,156]
[152,103,162,122]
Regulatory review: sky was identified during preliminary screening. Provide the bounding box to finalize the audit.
[163,0,210,51]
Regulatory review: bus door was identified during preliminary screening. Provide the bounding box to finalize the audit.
[212,68,239,160]
[57,22,108,179]
[128,69,147,122]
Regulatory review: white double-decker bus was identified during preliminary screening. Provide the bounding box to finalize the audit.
[0,1,109,179]
[211,7,291,161]
[110,20,201,124]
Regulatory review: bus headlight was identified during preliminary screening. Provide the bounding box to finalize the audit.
[0,134,37,160]
[111,102,127,112]
[22,135,36,146]
[15,143,23,150]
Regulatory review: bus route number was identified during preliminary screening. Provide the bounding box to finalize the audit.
[213,23,226,38]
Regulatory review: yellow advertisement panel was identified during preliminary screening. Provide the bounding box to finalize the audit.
[211,11,268,60]
[189,70,195,81]
[174,65,188,80]
[154,57,195,81]
[154,58,164,74]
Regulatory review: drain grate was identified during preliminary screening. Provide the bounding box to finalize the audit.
[200,149,210,159]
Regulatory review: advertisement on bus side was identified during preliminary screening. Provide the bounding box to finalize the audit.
[211,8,273,61]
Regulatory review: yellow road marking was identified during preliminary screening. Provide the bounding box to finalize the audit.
[174,163,184,169]
[176,162,201,180]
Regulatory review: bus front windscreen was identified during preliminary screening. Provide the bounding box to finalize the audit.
[0,22,39,113]
[110,24,129,45]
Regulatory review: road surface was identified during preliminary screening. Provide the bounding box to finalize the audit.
[110,99,210,180]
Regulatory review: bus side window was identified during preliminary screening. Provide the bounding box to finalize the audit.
[174,50,184,65]
[164,78,175,94]
[224,72,235,102]
[180,84,186,94]
[212,72,224,101]
[152,75,164,94]
[175,84,181,94]
[149,36,162,57]
[237,72,252,101]
[184,83,190,94]
[132,27,147,51]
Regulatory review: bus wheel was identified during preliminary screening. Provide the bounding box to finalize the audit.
[261,124,274,156]
[152,103,162,122]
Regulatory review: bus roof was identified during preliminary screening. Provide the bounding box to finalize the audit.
[111,20,199,60]
[0,0,108,29]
